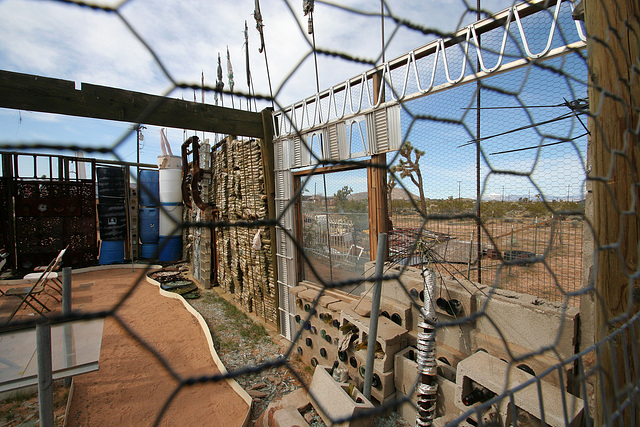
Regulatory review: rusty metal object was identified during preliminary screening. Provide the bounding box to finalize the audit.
[181,136,208,211]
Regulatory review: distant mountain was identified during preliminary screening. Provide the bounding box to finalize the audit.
[349,188,420,201]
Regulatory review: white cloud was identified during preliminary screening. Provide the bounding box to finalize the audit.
[0,0,529,159]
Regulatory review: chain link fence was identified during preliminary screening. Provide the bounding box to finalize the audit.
[0,0,638,426]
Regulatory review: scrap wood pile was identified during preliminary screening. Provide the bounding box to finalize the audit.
[213,139,277,324]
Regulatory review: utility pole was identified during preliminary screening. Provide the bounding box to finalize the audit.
[134,125,146,186]
[458,180,461,199]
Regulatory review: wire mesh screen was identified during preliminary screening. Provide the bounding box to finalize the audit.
[0,0,638,426]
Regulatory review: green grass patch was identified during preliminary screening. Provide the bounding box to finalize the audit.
[203,291,268,345]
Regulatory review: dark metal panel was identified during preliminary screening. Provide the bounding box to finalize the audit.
[13,179,97,269]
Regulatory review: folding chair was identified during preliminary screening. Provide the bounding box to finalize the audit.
[0,258,6,296]
[3,255,58,323]
[22,246,68,302]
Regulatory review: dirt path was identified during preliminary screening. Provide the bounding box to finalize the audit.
[46,267,250,426]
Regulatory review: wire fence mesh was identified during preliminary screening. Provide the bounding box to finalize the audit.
[0,0,638,426]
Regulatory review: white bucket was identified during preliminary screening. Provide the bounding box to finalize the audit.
[159,168,183,204]
[159,204,183,237]
[157,155,182,169]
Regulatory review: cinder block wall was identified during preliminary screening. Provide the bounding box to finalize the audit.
[291,262,581,413]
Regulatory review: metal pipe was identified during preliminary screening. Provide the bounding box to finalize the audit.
[363,232,388,399]
[416,269,438,426]
[62,266,73,387]
[37,322,54,427]
[62,267,72,316]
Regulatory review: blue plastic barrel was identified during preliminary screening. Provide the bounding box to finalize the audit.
[158,236,182,262]
[140,243,159,259]
[139,169,160,207]
[99,240,125,265]
[139,207,159,244]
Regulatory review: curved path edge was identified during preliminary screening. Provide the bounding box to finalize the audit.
[144,273,253,427]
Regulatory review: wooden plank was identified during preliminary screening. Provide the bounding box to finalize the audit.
[0,70,264,138]
[586,0,640,424]
[259,109,279,327]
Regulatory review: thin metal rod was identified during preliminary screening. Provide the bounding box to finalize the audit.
[62,267,71,316]
[62,266,74,388]
[364,232,387,399]
[475,0,482,285]
[37,322,54,427]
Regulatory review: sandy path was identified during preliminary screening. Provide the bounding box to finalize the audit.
[51,267,251,426]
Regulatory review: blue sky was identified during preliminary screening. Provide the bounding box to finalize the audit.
[0,0,517,163]
[0,0,587,203]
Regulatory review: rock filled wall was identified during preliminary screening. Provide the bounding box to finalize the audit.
[213,138,277,324]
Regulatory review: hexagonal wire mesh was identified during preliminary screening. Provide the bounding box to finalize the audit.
[0,0,638,426]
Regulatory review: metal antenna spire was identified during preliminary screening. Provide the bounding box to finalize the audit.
[253,0,274,109]
[227,46,235,109]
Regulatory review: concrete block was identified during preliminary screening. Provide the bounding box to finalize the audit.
[395,374,459,422]
[271,406,307,427]
[340,309,407,350]
[339,309,407,372]
[471,332,569,389]
[328,301,352,313]
[432,414,475,427]
[352,297,372,317]
[380,300,412,330]
[370,369,395,401]
[290,285,308,296]
[395,391,417,425]
[258,388,310,427]
[298,288,322,303]
[318,295,339,308]
[474,290,579,361]
[433,277,477,318]
[308,365,374,427]
[455,351,583,427]
[394,347,419,396]
[437,370,459,417]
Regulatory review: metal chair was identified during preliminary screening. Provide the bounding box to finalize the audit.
[2,253,60,324]
[22,246,68,301]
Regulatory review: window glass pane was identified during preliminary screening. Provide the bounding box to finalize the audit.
[300,168,370,287]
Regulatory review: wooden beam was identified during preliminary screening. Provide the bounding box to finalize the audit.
[367,71,389,259]
[586,0,640,424]
[0,70,264,138]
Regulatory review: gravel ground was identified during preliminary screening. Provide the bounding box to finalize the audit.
[187,286,411,427]
[187,288,312,424]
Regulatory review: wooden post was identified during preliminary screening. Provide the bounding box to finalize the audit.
[585,0,640,424]
[368,71,389,259]
[260,108,279,327]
